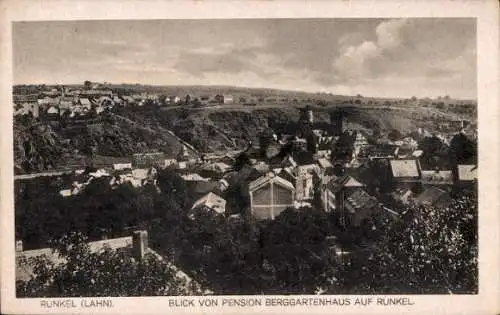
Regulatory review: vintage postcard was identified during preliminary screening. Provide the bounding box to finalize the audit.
[1,0,499,314]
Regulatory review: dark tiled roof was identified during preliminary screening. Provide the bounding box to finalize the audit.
[326,174,364,193]
[345,189,379,214]
[191,192,226,214]
[421,170,453,185]
[414,186,451,207]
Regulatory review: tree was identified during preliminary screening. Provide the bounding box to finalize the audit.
[305,131,317,153]
[15,175,166,250]
[331,132,354,162]
[336,192,478,294]
[449,133,477,166]
[258,129,275,158]
[158,94,167,106]
[191,98,202,107]
[387,129,402,142]
[233,152,251,171]
[16,232,202,297]
[259,207,339,293]
[172,204,341,295]
[84,81,92,90]
[418,136,450,170]
[156,169,189,210]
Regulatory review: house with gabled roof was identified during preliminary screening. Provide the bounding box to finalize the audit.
[317,158,335,184]
[78,98,92,110]
[322,174,364,225]
[326,174,364,193]
[189,192,226,219]
[248,172,295,220]
[344,189,380,227]
[389,159,421,184]
[46,106,59,118]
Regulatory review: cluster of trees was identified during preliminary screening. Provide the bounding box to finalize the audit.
[152,187,477,295]
[17,232,204,297]
[331,132,355,162]
[15,169,190,250]
[17,161,478,296]
[418,136,451,170]
[336,190,477,294]
[162,207,339,294]
[418,133,477,170]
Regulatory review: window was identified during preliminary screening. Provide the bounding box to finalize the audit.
[274,184,293,205]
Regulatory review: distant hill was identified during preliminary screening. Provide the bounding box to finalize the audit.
[13,83,477,105]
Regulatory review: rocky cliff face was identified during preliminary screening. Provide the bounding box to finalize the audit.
[14,105,475,173]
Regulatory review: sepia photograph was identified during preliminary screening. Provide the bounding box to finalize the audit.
[12,17,479,297]
[1,1,499,314]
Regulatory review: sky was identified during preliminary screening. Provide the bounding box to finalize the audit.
[13,18,476,99]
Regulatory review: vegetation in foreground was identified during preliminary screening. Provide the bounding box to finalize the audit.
[16,169,477,296]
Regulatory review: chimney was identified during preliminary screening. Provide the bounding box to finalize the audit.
[15,240,23,252]
[132,230,148,260]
